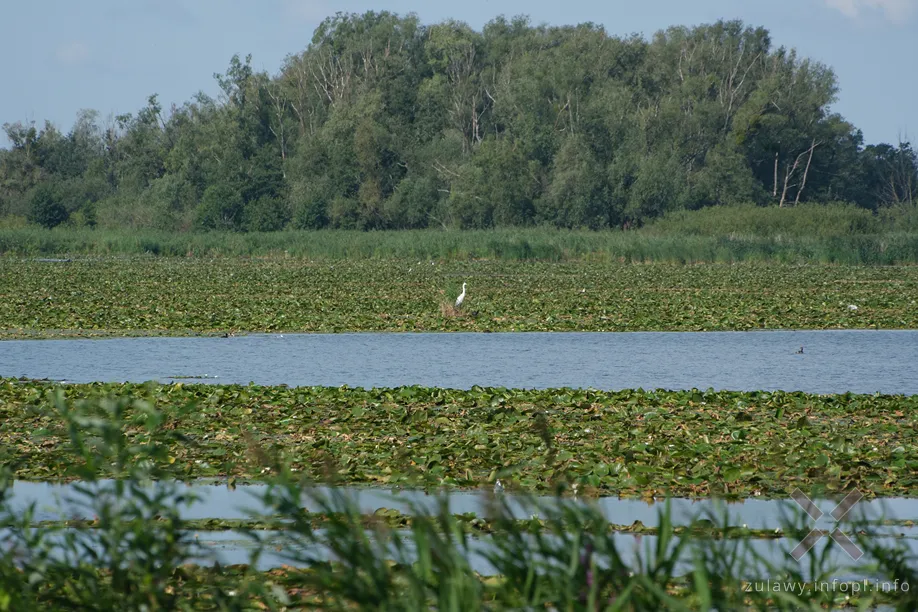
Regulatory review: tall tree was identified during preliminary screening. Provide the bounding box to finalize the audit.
[1,13,909,230]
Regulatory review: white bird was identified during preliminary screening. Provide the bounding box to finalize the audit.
[848,304,858,311]
[455,282,467,309]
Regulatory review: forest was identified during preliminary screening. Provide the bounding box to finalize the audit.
[1,12,916,232]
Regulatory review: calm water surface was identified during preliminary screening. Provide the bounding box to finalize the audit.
[10,480,918,526]
[7,481,918,582]
[1,330,916,394]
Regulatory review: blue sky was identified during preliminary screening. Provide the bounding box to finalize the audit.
[1,0,915,147]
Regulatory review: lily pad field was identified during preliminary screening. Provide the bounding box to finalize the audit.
[3,380,918,498]
[0,257,916,338]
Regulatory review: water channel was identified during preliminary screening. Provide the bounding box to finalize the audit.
[2,330,916,394]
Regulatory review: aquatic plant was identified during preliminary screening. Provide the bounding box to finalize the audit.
[3,381,918,499]
[1,257,915,339]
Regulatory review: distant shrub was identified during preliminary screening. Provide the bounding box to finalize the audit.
[27,183,69,229]
[244,195,291,232]
[642,202,882,238]
[195,184,244,230]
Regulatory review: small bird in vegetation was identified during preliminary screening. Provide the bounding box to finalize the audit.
[455,282,467,309]
[848,304,858,311]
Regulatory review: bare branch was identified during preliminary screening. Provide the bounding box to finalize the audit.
[794,139,821,206]
[773,152,779,198]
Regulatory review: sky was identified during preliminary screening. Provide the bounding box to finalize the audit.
[1,0,915,147]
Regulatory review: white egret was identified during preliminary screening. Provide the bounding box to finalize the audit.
[455,282,467,309]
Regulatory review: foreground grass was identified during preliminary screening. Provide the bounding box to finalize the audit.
[3,380,917,498]
[1,258,916,338]
[4,390,918,610]
[1,563,906,610]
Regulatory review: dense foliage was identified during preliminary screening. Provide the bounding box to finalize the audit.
[1,13,916,232]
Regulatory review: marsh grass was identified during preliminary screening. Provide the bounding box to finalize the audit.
[643,203,888,238]
[2,391,918,609]
[1,202,918,263]
[439,301,462,317]
[440,300,475,319]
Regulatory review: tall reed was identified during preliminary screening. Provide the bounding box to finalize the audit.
[1,225,918,263]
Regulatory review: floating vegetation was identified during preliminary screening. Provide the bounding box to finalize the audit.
[0,257,916,339]
[2,379,917,499]
[26,513,918,542]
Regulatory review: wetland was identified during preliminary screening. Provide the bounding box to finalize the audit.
[3,256,917,609]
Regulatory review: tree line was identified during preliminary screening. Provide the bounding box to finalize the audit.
[1,13,916,231]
